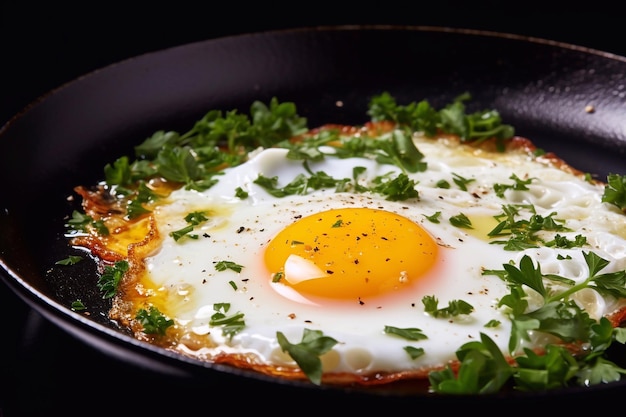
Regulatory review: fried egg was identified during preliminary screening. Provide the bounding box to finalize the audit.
[90,128,626,386]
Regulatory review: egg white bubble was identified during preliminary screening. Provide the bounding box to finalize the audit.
[143,137,626,376]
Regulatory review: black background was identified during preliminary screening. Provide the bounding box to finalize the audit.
[1,2,625,415]
[2,3,626,126]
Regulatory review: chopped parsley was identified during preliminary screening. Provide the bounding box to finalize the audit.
[602,173,626,212]
[276,328,339,385]
[97,260,128,299]
[368,91,515,148]
[446,251,626,394]
[62,93,626,396]
[404,346,426,360]
[214,260,244,273]
[493,173,534,198]
[424,211,442,223]
[65,210,109,236]
[422,295,474,318]
[449,212,473,229]
[488,204,569,250]
[383,325,428,341]
[55,255,83,266]
[170,211,209,241]
[210,303,245,339]
[235,186,249,199]
[71,300,87,311]
[136,306,174,336]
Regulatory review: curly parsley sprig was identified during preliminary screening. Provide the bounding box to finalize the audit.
[92,93,515,225]
[367,91,515,148]
[433,251,626,394]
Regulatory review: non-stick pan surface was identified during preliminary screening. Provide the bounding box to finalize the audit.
[2,26,626,410]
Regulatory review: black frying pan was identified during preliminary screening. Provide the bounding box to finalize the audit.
[2,26,626,411]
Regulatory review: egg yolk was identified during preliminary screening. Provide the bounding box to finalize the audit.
[264,207,438,301]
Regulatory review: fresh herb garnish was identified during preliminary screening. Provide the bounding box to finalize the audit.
[602,173,626,212]
[488,204,569,250]
[136,306,174,336]
[493,173,534,198]
[71,300,86,311]
[368,91,515,147]
[422,295,474,318]
[55,255,83,265]
[444,252,626,394]
[424,211,442,223]
[170,211,209,241]
[404,346,426,360]
[276,328,339,386]
[449,212,473,229]
[97,260,128,299]
[235,186,249,199]
[384,325,428,341]
[209,303,245,339]
[214,260,244,273]
[65,210,109,236]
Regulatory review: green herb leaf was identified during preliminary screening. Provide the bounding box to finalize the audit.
[429,332,513,394]
[602,173,626,212]
[384,325,428,341]
[65,210,109,236]
[71,300,86,311]
[404,346,426,360]
[276,328,339,385]
[422,295,474,318]
[451,173,475,191]
[97,260,128,299]
[423,211,442,223]
[55,255,83,265]
[210,303,246,339]
[235,187,249,199]
[449,212,473,229]
[493,174,534,198]
[214,260,244,273]
[371,173,420,201]
[136,306,174,336]
[170,225,196,241]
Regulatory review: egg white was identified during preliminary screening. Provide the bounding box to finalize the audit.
[138,133,626,378]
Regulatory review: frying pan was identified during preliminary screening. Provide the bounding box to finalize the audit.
[2,25,626,410]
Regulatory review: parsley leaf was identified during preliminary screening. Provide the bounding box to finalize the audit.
[368,91,515,146]
[404,346,426,360]
[214,260,244,273]
[384,325,428,341]
[71,300,86,311]
[209,303,245,339]
[422,295,474,318]
[65,210,109,236]
[55,255,83,266]
[449,212,473,229]
[429,332,514,394]
[602,173,626,212]
[493,173,534,198]
[371,172,420,201]
[170,211,209,241]
[276,328,339,385]
[136,306,174,336]
[97,260,128,299]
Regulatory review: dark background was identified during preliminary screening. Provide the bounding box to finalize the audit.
[2,3,626,126]
[1,2,625,415]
